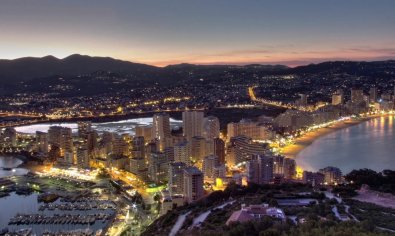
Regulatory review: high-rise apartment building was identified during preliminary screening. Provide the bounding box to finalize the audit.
[213,138,225,164]
[152,114,171,150]
[227,119,272,141]
[202,155,219,180]
[36,131,49,154]
[332,93,343,105]
[202,116,220,140]
[303,171,325,186]
[183,166,204,203]
[273,155,284,176]
[135,125,153,143]
[131,136,145,158]
[182,111,204,140]
[319,166,342,185]
[191,136,207,162]
[351,89,364,103]
[78,121,92,138]
[246,155,274,185]
[148,152,169,183]
[77,147,90,169]
[174,141,192,165]
[168,162,187,195]
[369,87,378,103]
[48,126,73,157]
[229,136,267,164]
[283,158,296,179]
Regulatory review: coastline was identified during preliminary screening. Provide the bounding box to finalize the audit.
[280,115,383,159]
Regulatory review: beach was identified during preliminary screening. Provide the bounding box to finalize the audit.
[280,117,373,159]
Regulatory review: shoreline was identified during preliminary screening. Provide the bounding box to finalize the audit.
[280,115,387,159]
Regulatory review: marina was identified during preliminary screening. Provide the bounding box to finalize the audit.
[0,192,116,236]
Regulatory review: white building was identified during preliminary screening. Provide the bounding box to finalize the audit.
[182,110,204,140]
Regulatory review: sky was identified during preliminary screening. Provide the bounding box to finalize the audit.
[1,0,395,66]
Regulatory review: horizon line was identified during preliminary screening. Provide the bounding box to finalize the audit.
[1,53,394,68]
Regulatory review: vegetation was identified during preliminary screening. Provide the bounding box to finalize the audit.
[180,218,393,236]
[142,176,395,236]
[332,185,358,198]
[345,169,395,194]
[345,199,395,231]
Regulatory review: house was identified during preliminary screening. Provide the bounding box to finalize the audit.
[226,204,286,225]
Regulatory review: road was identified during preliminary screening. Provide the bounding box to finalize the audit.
[108,169,154,205]
[247,86,327,112]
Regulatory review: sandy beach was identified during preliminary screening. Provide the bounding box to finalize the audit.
[280,117,375,159]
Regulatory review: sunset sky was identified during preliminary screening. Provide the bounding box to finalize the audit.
[1,0,395,66]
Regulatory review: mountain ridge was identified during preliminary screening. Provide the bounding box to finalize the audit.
[0,54,394,83]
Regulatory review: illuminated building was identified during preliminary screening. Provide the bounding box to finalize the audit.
[64,151,74,165]
[36,131,49,154]
[129,157,148,180]
[214,138,225,164]
[381,92,393,101]
[168,162,187,195]
[213,164,226,179]
[145,141,158,160]
[131,136,145,158]
[374,100,394,111]
[77,147,90,169]
[202,116,220,140]
[148,151,169,184]
[302,171,325,186]
[297,94,308,106]
[48,126,73,157]
[78,121,92,138]
[273,155,284,176]
[152,113,171,150]
[332,93,343,105]
[135,125,153,143]
[183,166,204,203]
[227,119,272,141]
[246,155,273,185]
[174,141,192,165]
[101,131,114,154]
[112,135,129,157]
[283,158,296,179]
[225,144,236,167]
[108,155,129,169]
[274,110,312,132]
[2,127,17,147]
[351,88,364,103]
[182,110,204,140]
[369,87,378,103]
[191,136,207,162]
[86,131,98,153]
[202,155,218,180]
[164,146,175,162]
[319,166,342,185]
[230,136,268,164]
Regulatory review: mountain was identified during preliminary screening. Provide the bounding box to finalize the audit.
[0,54,159,82]
[0,54,394,87]
[288,60,395,75]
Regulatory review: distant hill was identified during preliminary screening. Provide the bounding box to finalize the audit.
[288,60,395,75]
[0,54,159,82]
[0,54,394,87]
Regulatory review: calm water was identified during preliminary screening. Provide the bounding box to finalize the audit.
[0,192,114,234]
[0,156,28,178]
[296,116,395,174]
[0,156,114,234]
[15,117,182,135]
